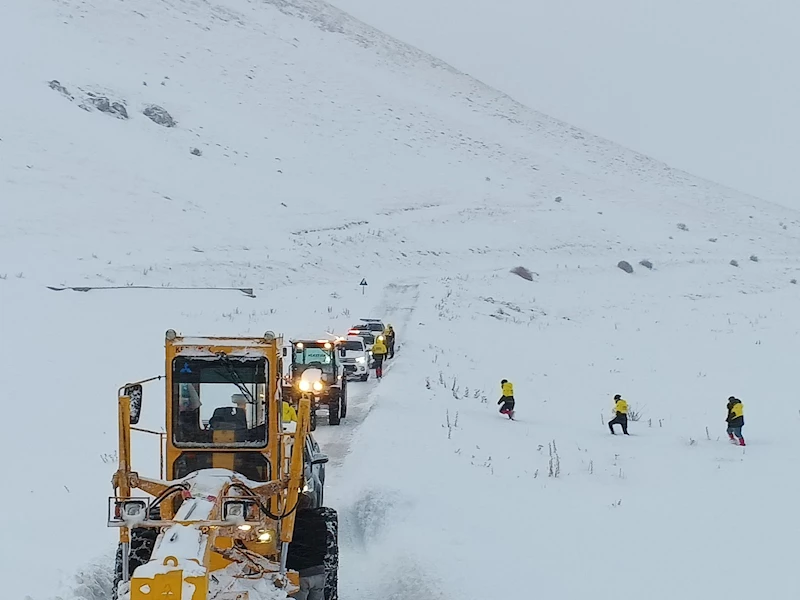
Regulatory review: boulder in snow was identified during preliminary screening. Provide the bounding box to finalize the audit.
[617,260,634,274]
[88,95,128,119]
[143,104,176,127]
[730,259,739,267]
[48,80,73,99]
[639,259,653,270]
[510,266,534,281]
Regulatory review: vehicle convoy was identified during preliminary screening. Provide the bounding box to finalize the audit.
[338,335,370,381]
[109,330,338,600]
[282,339,348,430]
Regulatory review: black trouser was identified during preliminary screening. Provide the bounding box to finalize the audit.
[387,337,395,358]
[374,354,385,377]
[609,413,628,434]
[498,397,515,413]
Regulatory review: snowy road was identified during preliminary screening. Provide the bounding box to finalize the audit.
[314,282,420,466]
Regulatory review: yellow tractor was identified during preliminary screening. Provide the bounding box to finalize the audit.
[109,330,339,600]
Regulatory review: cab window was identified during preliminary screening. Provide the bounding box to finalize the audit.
[172,356,268,448]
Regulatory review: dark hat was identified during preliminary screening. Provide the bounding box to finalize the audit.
[614,394,621,400]
[501,379,508,384]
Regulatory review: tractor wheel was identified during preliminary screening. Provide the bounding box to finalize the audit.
[328,397,341,426]
[340,391,347,419]
[310,407,318,431]
[112,527,158,600]
[320,507,339,600]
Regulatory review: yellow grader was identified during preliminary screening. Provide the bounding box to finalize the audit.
[109,330,338,600]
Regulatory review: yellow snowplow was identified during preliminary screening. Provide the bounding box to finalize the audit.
[109,330,338,600]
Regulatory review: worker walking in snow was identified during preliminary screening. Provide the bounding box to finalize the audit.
[286,494,327,600]
[726,396,745,446]
[371,335,388,378]
[608,394,629,435]
[384,324,396,359]
[497,379,515,419]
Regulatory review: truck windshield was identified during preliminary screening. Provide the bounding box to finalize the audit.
[342,341,363,351]
[172,356,268,448]
[293,346,334,373]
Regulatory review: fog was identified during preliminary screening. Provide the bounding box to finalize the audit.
[330,0,800,208]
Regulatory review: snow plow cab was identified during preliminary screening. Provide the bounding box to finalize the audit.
[109,330,339,600]
[282,339,348,430]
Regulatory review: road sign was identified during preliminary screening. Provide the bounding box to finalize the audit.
[360,278,367,294]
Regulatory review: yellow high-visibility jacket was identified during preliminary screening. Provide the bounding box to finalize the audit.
[282,401,297,422]
[502,382,514,397]
[372,338,388,355]
[614,399,628,414]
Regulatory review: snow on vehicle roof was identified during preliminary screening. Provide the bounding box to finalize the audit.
[176,347,271,358]
[177,336,276,347]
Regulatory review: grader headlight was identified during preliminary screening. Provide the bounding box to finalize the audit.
[223,500,247,524]
[298,380,311,392]
[257,529,275,543]
[109,498,149,526]
[312,381,324,392]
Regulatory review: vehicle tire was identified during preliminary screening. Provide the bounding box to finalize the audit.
[112,527,159,600]
[360,373,369,382]
[310,408,318,431]
[328,398,341,425]
[340,388,347,419]
[319,507,339,600]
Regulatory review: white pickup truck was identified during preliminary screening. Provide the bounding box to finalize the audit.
[338,335,370,381]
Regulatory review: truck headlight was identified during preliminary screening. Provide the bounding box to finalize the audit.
[356,357,366,364]
[298,380,311,391]
[257,529,274,543]
[312,381,324,392]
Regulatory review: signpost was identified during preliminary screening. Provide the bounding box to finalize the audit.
[360,278,368,295]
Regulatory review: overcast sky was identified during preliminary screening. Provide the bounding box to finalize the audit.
[329,0,800,208]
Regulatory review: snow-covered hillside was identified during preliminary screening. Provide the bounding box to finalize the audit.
[1,0,799,599]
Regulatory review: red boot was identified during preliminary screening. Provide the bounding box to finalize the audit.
[739,437,746,446]
[728,432,735,441]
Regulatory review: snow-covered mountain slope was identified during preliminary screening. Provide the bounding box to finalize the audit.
[1,0,799,599]
[326,0,800,207]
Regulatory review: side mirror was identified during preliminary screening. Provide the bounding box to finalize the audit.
[282,347,288,357]
[311,453,329,466]
[125,384,143,425]
[339,348,347,358]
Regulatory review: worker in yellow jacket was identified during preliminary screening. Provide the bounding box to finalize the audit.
[608,394,629,435]
[497,379,515,419]
[282,400,298,423]
[371,335,388,379]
